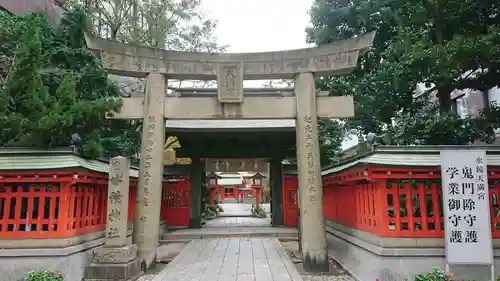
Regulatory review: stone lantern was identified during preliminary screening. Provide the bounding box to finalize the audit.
[206,172,220,206]
[249,172,267,209]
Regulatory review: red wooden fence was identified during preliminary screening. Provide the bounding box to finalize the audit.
[282,175,299,226]
[0,169,197,239]
[8,164,500,240]
[160,176,190,227]
[0,171,137,239]
[323,167,500,238]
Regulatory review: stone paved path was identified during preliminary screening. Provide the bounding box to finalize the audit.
[219,203,253,217]
[152,237,303,281]
[218,203,271,217]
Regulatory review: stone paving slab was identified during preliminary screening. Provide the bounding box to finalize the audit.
[152,237,303,281]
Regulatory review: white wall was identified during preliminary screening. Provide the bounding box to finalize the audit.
[489,87,500,135]
[488,86,500,105]
[218,178,243,185]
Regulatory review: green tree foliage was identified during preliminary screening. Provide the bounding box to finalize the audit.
[308,0,500,145]
[67,0,227,91]
[73,0,226,52]
[318,119,345,165]
[0,9,140,158]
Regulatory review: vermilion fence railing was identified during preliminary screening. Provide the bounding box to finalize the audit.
[0,171,137,239]
[160,176,190,227]
[282,175,299,227]
[6,166,500,240]
[323,167,500,238]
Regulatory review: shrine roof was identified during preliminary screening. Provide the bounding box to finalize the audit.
[0,147,140,177]
[322,145,500,176]
[248,172,267,179]
[165,119,295,132]
[214,172,257,178]
[4,146,500,179]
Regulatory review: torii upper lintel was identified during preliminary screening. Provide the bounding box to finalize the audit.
[84,31,376,80]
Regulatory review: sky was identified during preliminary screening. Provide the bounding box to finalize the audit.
[199,0,359,149]
[200,0,315,53]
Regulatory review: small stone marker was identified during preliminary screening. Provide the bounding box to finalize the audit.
[105,156,130,247]
[84,156,142,281]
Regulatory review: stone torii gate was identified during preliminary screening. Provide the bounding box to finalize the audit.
[85,31,375,272]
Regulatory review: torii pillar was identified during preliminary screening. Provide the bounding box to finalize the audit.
[133,73,166,270]
[295,72,328,272]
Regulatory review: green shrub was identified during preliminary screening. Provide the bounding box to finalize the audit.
[21,271,64,281]
[216,205,224,212]
[414,269,454,281]
[160,218,169,233]
[251,204,267,218]
[257,207,267,217]
[205,208,217,220]
[413,268,478,281]
[207,205,219,214]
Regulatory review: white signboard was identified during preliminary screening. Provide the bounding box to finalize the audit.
[440,150,493,265]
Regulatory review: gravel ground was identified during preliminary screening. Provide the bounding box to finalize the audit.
[301,275,356,281]
[137,242,187,281]
[281,241,357,281]
[136,261,170,281]
[137,273,156,281]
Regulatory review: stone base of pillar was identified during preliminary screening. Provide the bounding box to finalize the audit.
[302,254,329,273]
[84,244,142,281]
[189,217,201,229]
[139,250,159,271]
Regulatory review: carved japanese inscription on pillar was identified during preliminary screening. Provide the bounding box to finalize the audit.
[109,191,123,204]
[107,227,120,239]
[135,116,157,244]
[105,156,130,247]
[141,115,156,211]
[217,62,244,103]
[108,209,121,222]
[133,73,166,269]
[304,116,317,204]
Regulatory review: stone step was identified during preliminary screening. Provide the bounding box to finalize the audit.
[162,232,299,240]
[278,236,300,242]
[162,234,202,240]
[217,213,253,218]
[159,238,193,244]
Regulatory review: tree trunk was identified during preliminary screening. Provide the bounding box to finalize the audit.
[434,0,453,114]
[434,0,444,44]
[131,0,139,42]
[438,90,453,113]
[482,90,490,114]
